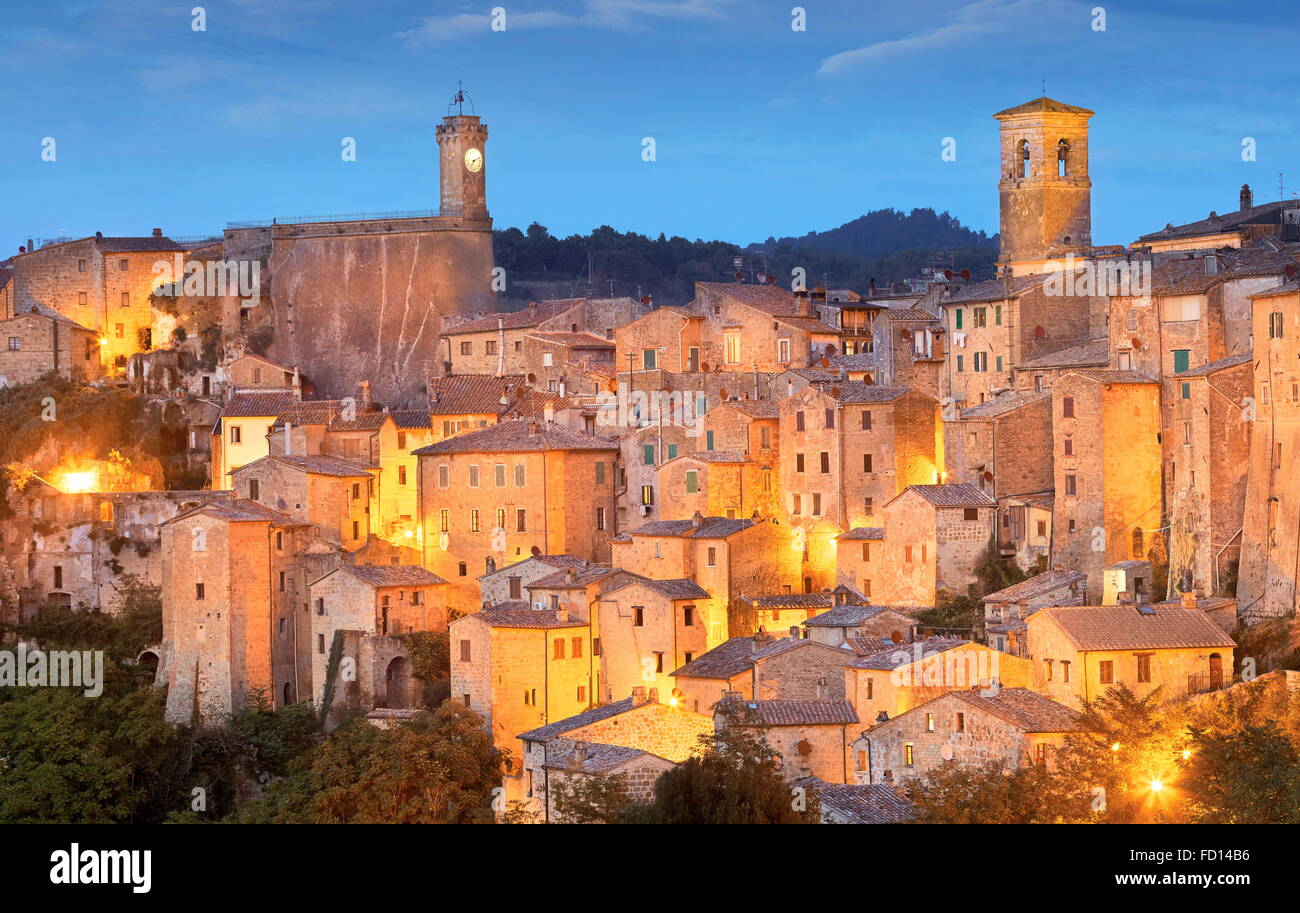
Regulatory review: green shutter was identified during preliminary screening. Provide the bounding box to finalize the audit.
[706,430,715,451]
[1173,350,1190,373]
[955,309,963,330]
[643,444,655,465]
[686,471,698,493]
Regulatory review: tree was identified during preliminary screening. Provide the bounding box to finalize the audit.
[1181,723,1300,824]
[633,717,820,824]
[235,702,506,823]
[905,760,1092,824]
[550,771,639,824]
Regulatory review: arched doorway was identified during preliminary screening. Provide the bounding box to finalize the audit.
[1208,653,1223,690]
[384,657,413,709]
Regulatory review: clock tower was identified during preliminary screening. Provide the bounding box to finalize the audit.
[436,88,489,221]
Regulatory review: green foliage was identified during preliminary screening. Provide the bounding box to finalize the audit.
[235,702,505,823]
[906,760,1092,824]
[1181,723,1300,823]
[402,630,450,682]
[550,770,639,824]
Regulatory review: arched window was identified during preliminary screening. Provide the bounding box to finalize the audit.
[1131,527,1144,559]
[1057,138,1070,177]
[1018,140,1030,178]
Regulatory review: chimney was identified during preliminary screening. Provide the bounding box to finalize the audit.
[788,625,800,640]
[358,380,372,409]
[721,690,743,702]
[691,510,703,528]
[795,289,810,316]
[631,685,647,706]
[152,228,162,238]
[565,565,576,580]
[815,676,828,700]
[543,402,555,422]
[1240,184,1253,211]
[647,687,659,704]
[1181,590,1198,611]
[528,300,537,316]
[529,421,540,434]
[495,315,507,377]
[752,628,774,648]
[1204,253,1220,275]
[1117,591,1135,605]
[556,607,568,623]
[569,740,588,769]
[284,421,292,456]
[26,238,34,252]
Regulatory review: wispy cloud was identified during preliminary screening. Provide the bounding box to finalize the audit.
[398,0,734,45]
[816,0,1052,76]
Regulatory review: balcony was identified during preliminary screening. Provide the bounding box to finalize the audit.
[1186,672,1227,695]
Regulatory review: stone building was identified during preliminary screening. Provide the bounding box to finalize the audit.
[1024,597,1236,708]
[982,569,1087,656]
[477,553,592,609]
[210,391,301,488]
[870,484,996,606]
[0,308,102,387]
[792,777,916,823]
[1049,370,1163,601]
[844,638,1032,728]
[1132,187,1300,254]
[449,606,594,751]
[595,576,714,702]
[9,230,189,372]
[231,454,376,551]
[415,420,619,611]
[532,739,675,823]
[515,688,711,817]
[1012,337,1110,393]
[521,330,616,393]
[307,564,447,703]
[780,382,940,589]
[802,603,920,649]
[715,696,859,783]
[655,450,773,521]
[947,390,1053,504]
[1237,280,1300,621]
[226,107,497,405]
[858,687,1082,786]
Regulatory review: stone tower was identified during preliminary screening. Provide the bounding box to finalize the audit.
[994,97,1094,266]
[436,107,489,220]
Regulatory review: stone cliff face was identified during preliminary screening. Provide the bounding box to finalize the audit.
[260,225,495,406]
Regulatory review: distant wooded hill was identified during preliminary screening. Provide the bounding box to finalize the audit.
[493,208,998,307]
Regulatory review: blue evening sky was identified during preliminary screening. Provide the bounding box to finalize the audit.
[1,0,1296,252]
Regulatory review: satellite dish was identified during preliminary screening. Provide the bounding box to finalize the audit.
[1131,338,1143,351]
[796,739,813,756]
[960,269,971,280]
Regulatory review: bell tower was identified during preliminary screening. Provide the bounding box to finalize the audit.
[994,97,1093,267]
[436,86,489,221]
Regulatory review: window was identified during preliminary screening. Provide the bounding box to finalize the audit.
[398,465,408,486]
[1063,437,1073,456]
[318,634,326,654]
[485,340,496,356]
[191,527,206,552]
[760,425,772,448]
[1044,659,1054,681]
[819,452,830,473]
[973,307,987,328]
[121,292,130,308]
[955,309,963,330]
[796,453,805,473]
[1099,660,1114,684]
[956,354,964,372]
[1065,474,1077,496]
[1136,654,1152,683]
[460,341,472,355]
[812,493,822,516]
[596,507,606,530]
[863,453,873,473]
[496,509,506,530]
[995,355,1003,373]
[439,509,449,532]
[248,478,260,501]
[470,509,480,532]
[791,493,801,515]
[685,470,698,493]
[465,464,478,488]
[862,579,872,597]
[595,461,606,484]
[777,338,790,363]
[864,496,873,514]
[654,652,664,673]
[904,743,914,766]
[553,638,565,660]
[277,571,286,592]
[118,258,129,271]
[795,410,806,432]
[230,425,242,444]
[1269,311,1284,338]
[352,520,360,539]
[964,507,979,521]
[956,712,965,732]
[642,349,656,370]
[725,334,741,364]
[195,582,204,600]
[861,542,871,561]
[1181,381,1191,400]
[861,410,872,430]
[905,545,913,563]
[1173,349,1190,374]
[438,465,450,488]
[516,509,527,532]
[641,485,654,505]
[6,337,18,351]
[1062,661,1070,683]
[995,304,1003,325]
[1062,396,1074,419]
[78,291,88,306]
[494,463,506,487]
[459,639,472,662]
[276,531,283,550]
[824,408,835,429]
[542,352,552,367]
[633,606,644,627]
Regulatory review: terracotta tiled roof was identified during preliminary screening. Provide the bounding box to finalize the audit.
[528,565,628,590]
[336,565,446,587]
[219,392,300,418]
[804,604,917,628]
[1034,604,1236,651]
[427,374,526,415]
[412,420,618,455]
[882,307,941,321]
[1175,352,1252,378]
[899,483,996,508]
[850,637,974,670]
[793,777,915,823]
[1137,198,1300,243]
[390,410,432,429]
[165,498,305,527]
[838,527,885,541]
[518,697,637,742]
[671,637,763,680]
[1249,278,1300,298]
[270,400,342,428]
[942,275,1044,304]
[242,454,374,478]
[442,300,584,335]
[1016,338,1110,371]
[684,450,746,463]
[844,635,897,655]
[696,282,803,315]
[982,570,1087,604]
[466,608,589,630]
[825,353,876,372]
[746,593,835,610]
[813,382,911,404]
[1067,369,1157,385]
[525,331,614,348]
[607,577,710,600]
[944,688,1082,733]
[994,96,1094,117]
[717,698,858,726]
[628,516,755,539]
[542,739,670,774]
[93,235,188,253]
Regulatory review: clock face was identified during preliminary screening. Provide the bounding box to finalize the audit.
[464,147,483,173]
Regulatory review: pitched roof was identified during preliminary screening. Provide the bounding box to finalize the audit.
[517,697,638,742]
[390,410,431,429]
[671,637,764,680]
[542,740,671,774]
[1137,198,1300,243]
[1016,338,1111,371]
[412,420,618,455]
[526,331,615,348]
[465,608,589,630]
[442,299,584,335]
[237,454,374,478]
[898,483,996,508]
[427,374,526,415]
[812,382,911,404]
[528,565,628,589]
[334,565,446,587]
[745,593,835,610]
[941,688,1082,733]
[93,235,188,253]
[793,777,915,824]
[958,389,1051,420]
[850,637,975,670]
[982,569,1087,604]
[606,577,710,600]
[627,516,756,539]
[882,307,941,321]
[711,399,780,419]
[1175,352,1252,378]
[1033,604,1236,651]
[804,604,917,628]
[1065,369,1158,385]
[218,392,301,419]
[696,282,804,315]
[717,699,858,726]
[165,498,305,528]
[838,527,885,541]
[942,274,1044,304]
[994,96,1094,118]
[683,450,747,464]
